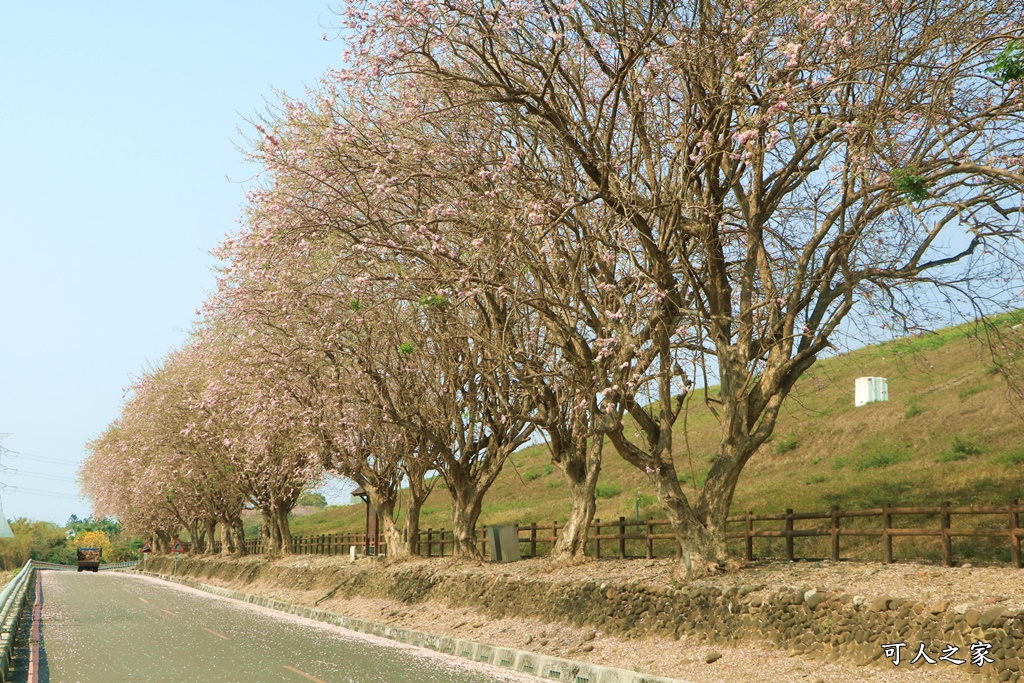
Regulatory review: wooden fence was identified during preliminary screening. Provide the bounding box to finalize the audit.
[213,500,1023,567]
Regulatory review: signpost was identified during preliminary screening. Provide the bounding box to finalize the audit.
[170,539,186,575]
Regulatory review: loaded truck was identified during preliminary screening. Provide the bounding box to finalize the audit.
[77,547,101,572]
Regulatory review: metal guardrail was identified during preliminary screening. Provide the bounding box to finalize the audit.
[0,560,35,680]
[31,560,141,571]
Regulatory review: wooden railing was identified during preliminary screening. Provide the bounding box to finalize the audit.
[210,499,1023,567]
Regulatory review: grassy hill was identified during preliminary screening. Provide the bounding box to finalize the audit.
[290,313,1024,556]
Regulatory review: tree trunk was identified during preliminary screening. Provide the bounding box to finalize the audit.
[551,438,602,559]
[219,521,235,554]
[204,520,217,554]
[404,497,422,556]
[260,509,281,554]
[230,516,247,555]
[155,530,170,555]
[272,504,292,554]
[378,509,405,558]
[652,462,730,576]
[449,485,485,559]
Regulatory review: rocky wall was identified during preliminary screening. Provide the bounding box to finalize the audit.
[143,556,1023,681]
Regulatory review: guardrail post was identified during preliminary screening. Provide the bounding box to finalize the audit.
[785,509,794,562]
[941,501,952,567]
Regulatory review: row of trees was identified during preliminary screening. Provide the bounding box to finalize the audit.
[82,0,1023,574]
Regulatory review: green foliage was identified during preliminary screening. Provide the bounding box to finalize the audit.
[950,435,983,456]
[774,432,799,454]
[596,482,622,498]
[297,492,328,508]
[805,474,827,485]
[958,385,985,400]
[890,167,929,202]
[523,470,543,482]
[349,299,362,311]
[855,450,909,471]
[542,464,553,476]
[936,450,970,463]
[66,515,122,540]
[987,41,1024,83]
[418,294,450,308]
[995,449,1024,466]
[904,401,924,418]
[398,342,415,355]
[0,519,73,570]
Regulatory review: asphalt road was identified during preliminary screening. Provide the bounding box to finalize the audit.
[37,571,527,683]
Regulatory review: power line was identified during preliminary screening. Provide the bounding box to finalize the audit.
[5,450,81,466]
[0,466,76,483]
[0,484,81,500]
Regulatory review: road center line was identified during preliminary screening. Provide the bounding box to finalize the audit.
[203,627,231,641]
[138,597,149,604]
[283,665,328,683]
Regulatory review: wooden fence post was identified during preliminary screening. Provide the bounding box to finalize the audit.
[594,519,601,559]
[646,521,654,560]
[785,509,795,562]
[745,510,754,562]
[1010,499,1021,569]
[619,516,627,559]
[830,505,840,562]
[882,503,893,563]
[552,520,558,555]
[426,528,433,558]
[530,522,537,558]
[941,501,952,567]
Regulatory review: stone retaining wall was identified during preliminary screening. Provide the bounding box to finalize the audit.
[144,556,1023,681]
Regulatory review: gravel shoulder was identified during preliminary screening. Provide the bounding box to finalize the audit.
[148,554,1024,682]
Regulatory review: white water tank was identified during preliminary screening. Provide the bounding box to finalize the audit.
[855,377,889,407]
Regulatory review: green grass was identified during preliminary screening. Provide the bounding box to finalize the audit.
[773,432,799,454]
[904,401,924,418]
[596,482,622,499]
[994,450,1024,466]
[958,385,987,400]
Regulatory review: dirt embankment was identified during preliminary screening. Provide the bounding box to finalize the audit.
[140,554,1024,682]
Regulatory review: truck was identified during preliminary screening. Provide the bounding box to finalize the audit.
[77,547,101,572]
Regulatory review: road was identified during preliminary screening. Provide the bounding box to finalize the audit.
[35,570,529,683]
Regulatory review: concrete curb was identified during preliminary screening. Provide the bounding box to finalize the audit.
[130,569,691,683]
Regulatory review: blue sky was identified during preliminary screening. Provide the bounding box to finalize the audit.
[0,2,346,523]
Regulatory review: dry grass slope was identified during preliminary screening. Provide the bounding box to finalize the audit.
[291,313,1024,561]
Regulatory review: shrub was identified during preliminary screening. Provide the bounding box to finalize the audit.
[950,435,983,456]
[854,449,909,471]
[774,432,799,454]
[904,401,924,418]
[958,385,985,400]
[995,450,1024,466]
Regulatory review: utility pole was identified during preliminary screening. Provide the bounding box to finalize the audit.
[0,435,16,538]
